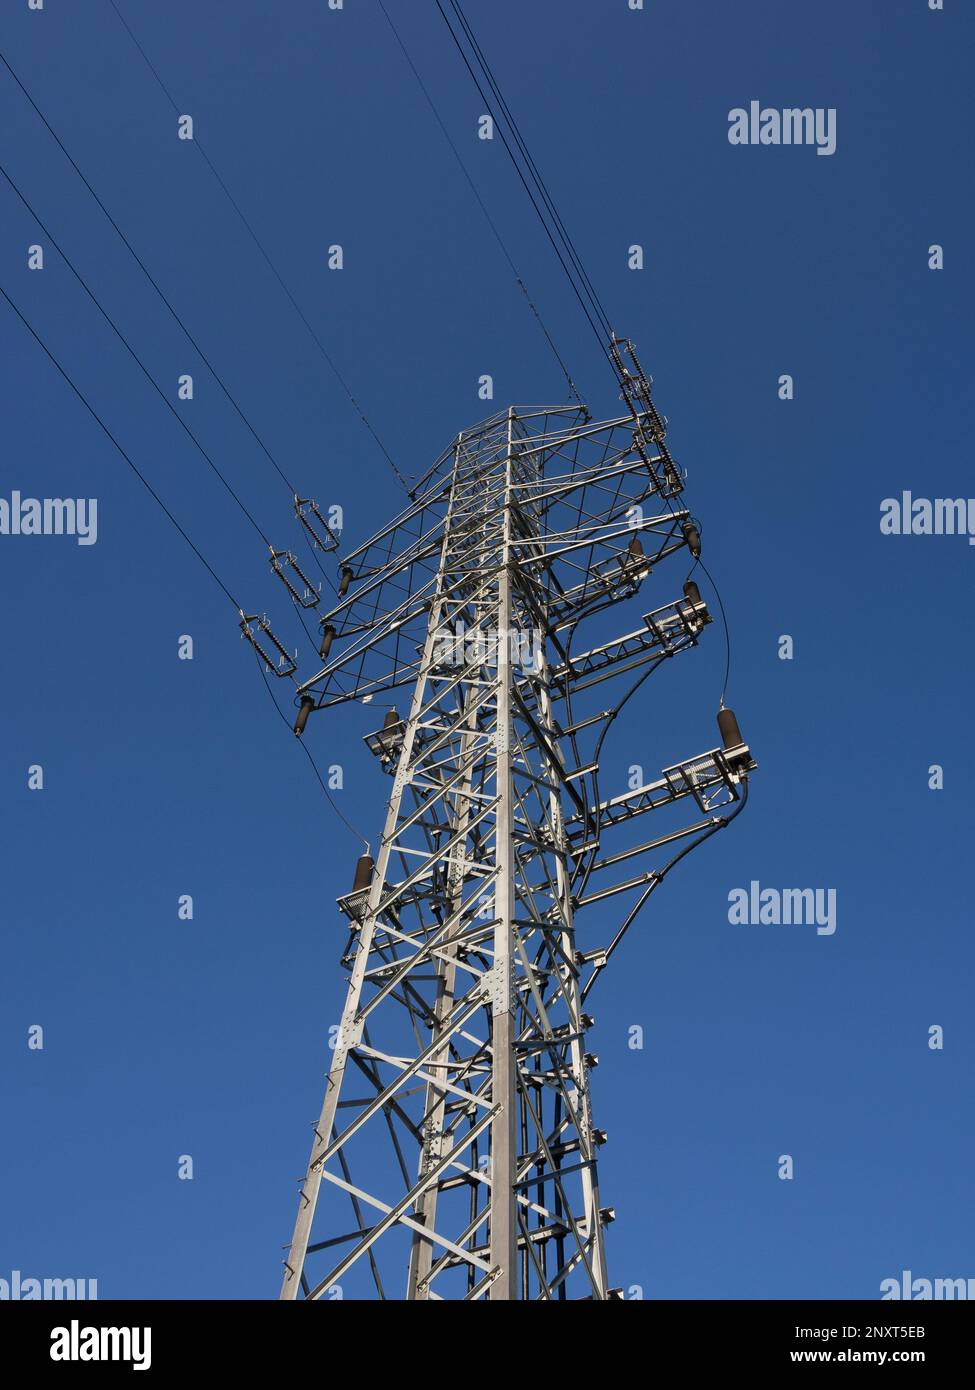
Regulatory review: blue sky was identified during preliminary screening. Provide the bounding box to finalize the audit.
[1,0,972,1299]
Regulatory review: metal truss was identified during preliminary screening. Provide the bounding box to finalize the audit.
[278,379,755,1300]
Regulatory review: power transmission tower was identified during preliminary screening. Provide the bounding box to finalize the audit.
[277,348,755,1300]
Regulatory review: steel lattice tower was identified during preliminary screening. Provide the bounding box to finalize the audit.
[278,353,755,1300]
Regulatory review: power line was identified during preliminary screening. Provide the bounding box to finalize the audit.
[0,160,275,553]
[432,0,614,369]
[4,27,442,864]
[446,0,615,340]
[1,49,344,616]
[376,0,583,409]
[434,5,738,708]
[579,780,749,1006]
[693,554,733,710]
[253,652,370,851]
[0,280,242,611]
[104,0,414,499]
[1,277,363,847]
[0,47,303,502]
[1,157,327,662]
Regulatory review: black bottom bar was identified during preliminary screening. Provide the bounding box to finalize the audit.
[3,1298,972,1375]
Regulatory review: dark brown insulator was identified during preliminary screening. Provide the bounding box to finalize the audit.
[383,708,400,730]
[293,695,315,737]
[352,853,374,893]
[681,520,701,558]
[319,623,336,660]
[717,707,744,750]
[683,579,702,605]
[338,567,354,597]
[618,533,645,584]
